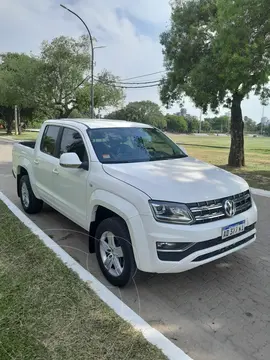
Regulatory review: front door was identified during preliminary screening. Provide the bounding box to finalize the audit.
[52,126,89,228]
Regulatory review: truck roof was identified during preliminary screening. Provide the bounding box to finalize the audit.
[45,118,152,129]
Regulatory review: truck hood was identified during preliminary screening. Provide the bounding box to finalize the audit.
[102,157,249,203]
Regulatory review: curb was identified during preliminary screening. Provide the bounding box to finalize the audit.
[251,187,270,198]
[0,191,192,360]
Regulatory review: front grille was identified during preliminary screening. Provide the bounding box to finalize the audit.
[187,190,252,224]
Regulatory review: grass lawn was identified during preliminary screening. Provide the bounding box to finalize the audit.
[169,134,270,191]
[0,130,38,141]
[0,200,167,360]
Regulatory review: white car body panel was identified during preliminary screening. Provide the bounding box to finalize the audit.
[102,157,249,203]
[12,118,258,274]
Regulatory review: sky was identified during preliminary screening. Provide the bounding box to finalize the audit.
[0,0,268,122]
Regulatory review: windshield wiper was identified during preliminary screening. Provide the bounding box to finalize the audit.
[171,154,188,159]
[150,154,188,161]
[103,160,134,164]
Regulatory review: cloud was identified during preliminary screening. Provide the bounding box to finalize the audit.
[0,0,268,121]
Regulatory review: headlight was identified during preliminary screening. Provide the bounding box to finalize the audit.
[149,200,194,224]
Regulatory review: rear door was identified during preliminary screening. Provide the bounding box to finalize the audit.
[33,125,61,204]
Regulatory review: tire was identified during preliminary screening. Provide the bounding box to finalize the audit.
[95,217,137,287]
[19,175,43,214]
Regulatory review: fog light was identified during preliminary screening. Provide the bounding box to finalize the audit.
[156,242,195,251]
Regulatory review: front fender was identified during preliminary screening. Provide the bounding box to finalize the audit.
[87,190,147,269]
[88,190,140,223]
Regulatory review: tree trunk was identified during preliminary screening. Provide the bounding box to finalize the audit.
[18,107,22,135]
[57,107,74,119]
[6,115,13,135]
[62,107,74,118]
[228,93,245,167]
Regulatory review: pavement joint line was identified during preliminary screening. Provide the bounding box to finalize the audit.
[0,191,192,360]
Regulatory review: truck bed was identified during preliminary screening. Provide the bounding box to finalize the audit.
[19,141,36,149]
[12,142,36,178]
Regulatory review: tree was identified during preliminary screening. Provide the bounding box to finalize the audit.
[186,116,199,133]
[76,70,125,116]
[0,53,41,133]
[105,108,127,120]
[205,115,230,133]
[160,0,270,167]
[39,35,90,119]
[0,37,124,130]
[265,124,270,136]
[201,120,211,132]
[106,101,167,129]
[166,114,187,132]
[244,116,257,133]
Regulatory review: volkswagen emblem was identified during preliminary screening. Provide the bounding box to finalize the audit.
[224,199,236,217]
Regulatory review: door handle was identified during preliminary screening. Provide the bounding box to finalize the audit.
[52,168,59,175]
[34,159,39,165]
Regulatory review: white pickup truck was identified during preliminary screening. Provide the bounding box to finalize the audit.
[12,119,257,286]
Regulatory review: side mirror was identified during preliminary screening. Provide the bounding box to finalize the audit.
[59,152,82,168]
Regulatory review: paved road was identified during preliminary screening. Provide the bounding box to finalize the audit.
[1,140,270,360]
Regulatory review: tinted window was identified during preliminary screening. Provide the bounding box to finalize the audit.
[87,127,187,164]
[60,128,88,163]
[40,125,60,157]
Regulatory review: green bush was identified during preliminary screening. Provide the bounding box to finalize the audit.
[28,120,43,129]
[147,116,167,130]
[166,115,187,133]
[68,109,83,118]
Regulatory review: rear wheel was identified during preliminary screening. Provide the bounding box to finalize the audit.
[95,217,137,287]
[19,175,43,214]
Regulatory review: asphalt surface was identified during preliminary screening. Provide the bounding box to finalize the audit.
[1,140,269,360]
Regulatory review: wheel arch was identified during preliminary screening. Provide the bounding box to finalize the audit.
[17,166,29,197]
[16,161,40,199]
[88,190,139,255]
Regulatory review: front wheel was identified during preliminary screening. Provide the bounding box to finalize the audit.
[19,175,43,214]
[95,217,137,287]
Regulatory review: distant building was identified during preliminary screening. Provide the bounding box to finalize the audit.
[180,108,187,116]
[261,116,269,125]
[174,108,187,117]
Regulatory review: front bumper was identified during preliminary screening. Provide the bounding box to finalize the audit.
[129,201,257,273]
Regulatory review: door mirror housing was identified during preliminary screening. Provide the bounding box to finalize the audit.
[59,153,82,168]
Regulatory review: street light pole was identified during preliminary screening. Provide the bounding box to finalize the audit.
[14,105,18,135]
[261,105,265,136]
[199,109,202,133]
[60,4,94,118]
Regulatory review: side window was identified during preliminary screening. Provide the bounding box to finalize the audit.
[60,128,88,163]
[40,125,60,157]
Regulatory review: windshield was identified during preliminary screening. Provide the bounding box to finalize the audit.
[87,127,187,164]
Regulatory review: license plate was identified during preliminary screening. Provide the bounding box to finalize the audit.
[222,220,245,239]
